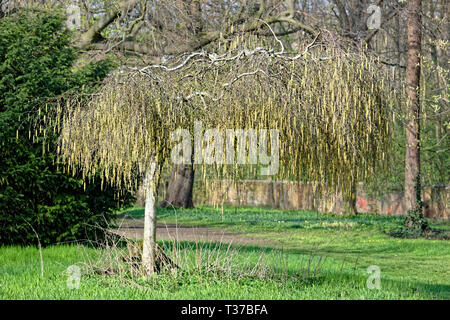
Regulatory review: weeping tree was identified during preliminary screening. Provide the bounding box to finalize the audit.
[148,33,396,210]
[44,30,396,275]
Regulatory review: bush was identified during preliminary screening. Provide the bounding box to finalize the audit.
[0,11,133,246]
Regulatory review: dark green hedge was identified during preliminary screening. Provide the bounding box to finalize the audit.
[0,11,133,246]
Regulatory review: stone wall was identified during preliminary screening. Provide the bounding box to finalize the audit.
[197,180,449,219]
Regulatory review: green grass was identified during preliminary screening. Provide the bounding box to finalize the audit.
[1,206,449,299]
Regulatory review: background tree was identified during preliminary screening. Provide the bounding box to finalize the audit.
[403,0,428,231]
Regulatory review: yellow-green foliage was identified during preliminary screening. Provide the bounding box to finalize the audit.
[48,40,396,198]
[54,76,191,190]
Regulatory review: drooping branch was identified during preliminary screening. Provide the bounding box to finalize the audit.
[365,4,399,44]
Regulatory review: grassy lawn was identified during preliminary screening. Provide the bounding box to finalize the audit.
[1,206,449,299]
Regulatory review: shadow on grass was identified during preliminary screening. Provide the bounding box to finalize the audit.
[154,239,450,299]
[115,206,450,298]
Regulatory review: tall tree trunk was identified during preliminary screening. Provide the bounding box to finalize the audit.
[160,164,195,209]
[142,162,159,275]
[404,0,426,229]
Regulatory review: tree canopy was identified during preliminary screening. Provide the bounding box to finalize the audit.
[50,32,397,199]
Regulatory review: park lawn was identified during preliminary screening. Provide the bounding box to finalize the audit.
[126,205,450,298]
[0,206,449,299]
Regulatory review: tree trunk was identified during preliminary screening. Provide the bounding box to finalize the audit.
[160,164,194,209]
[142,162,159,275]
[348,177,358,215]
[404,0,426,229]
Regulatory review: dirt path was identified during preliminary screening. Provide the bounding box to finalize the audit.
[113,219,271,246]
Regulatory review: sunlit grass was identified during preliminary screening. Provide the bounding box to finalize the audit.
[1,206,449,299]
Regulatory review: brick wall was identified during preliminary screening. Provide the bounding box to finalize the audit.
[197,180,449,219]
